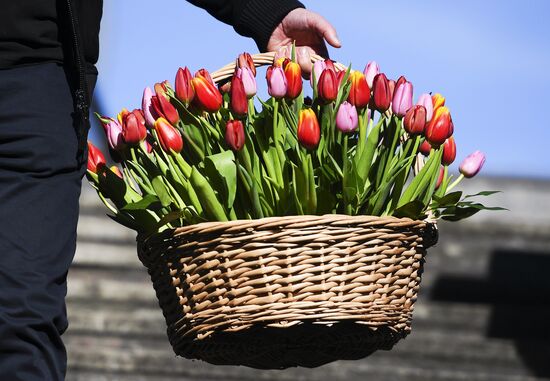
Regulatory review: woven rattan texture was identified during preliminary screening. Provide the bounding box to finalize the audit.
[138,215,433,368]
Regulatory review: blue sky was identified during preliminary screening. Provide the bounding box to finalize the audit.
[93,0,550,179]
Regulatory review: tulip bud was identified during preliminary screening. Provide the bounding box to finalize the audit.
[284,61,302,99]
[348,71,370,109]
[363,61,380,88]
[225,120,245,151]
[425,106,452,146]
[324,59,336,73]
[336,70,346,88]
[297,109,321,149]
[191,76,223,113]
[154,81,171,100]
[318,68,338,103]
[266,66,287,99]
[403,105,427,135]
[87,141,106,173]
[442,136,457,165]
[142,137,153,154]
[395,75,408,93]
[236,68,257,98]
[416,93,434,123]
[142,87,157,127]
[237,52,256,76]
[110,165,123,179]
[195,68,215,85]
[435,166,445,190]
[101,117,124,150]
[152,92,180,126]
[388,80,396,100]
[154,117,183,154]
[310,60,327,88]
[230,75,248,116]
[432,93,445,112]
[121,109,147,145]
[372,73,391,112]
[392,82,413,117]
[218,80,231,95]
[459,151,485,178]
[419,139,432,156]
[175,67,194,105]
[335,102,358,133]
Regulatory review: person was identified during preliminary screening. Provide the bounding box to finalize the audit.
[0,1,340,379]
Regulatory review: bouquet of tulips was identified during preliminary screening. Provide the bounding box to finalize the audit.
[87,50,499,235]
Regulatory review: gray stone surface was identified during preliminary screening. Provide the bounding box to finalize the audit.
[66,178,550,381]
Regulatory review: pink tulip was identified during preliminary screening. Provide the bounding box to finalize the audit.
[392,82,413,117]
[236,67,257,98]
[416,93,434,123]
[103,118,124,150]
[142,87,157,127]
[310,60,327,87]
[335,102,358,133]
[266,66,287,99]
[363,61,380,88]
[459,151,486,178]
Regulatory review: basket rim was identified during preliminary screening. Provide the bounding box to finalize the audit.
[137,214,437,247]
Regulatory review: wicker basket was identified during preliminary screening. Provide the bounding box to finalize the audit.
[136,54,438,369]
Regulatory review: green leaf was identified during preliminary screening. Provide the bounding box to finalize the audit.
[393,200,426,219]
[432,191,463,208]
[464,190,502,198]
[204,151,237,209]
[122,194,161,211]
[190,166,228,221]
[151,176,172,207]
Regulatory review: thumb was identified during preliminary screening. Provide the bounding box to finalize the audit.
[310,13,341,48]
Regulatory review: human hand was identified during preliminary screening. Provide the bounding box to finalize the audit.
[266,8,341,77]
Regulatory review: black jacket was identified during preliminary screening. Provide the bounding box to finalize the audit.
[0,0,304,73]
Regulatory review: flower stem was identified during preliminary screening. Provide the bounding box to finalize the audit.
[447,173,464,192]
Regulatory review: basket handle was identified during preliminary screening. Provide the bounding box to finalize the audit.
[211,52,348,84]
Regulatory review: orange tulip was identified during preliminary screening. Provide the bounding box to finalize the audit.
[297,109,321,149]
[425,106,452,146]
[284,61,302,99]
[348,71,370,109]
[154,118,183,154]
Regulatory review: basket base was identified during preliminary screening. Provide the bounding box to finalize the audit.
[172,322,406,369]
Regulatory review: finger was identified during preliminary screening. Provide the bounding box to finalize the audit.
[296,47,313,79]
[310,13,342,49]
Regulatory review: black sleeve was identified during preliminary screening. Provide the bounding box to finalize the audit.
[186,0,305,52]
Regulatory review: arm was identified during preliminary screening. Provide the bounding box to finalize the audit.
[186,0,341,75]
[186,0,305,52]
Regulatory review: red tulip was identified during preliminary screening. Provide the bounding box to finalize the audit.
[284,61,302,99]
[195,68,215,85]
[442,136,457,165]
[419,139,432,156]
[225,120,245,151]
[154,81,170,100]
[372,73,391,112]
[87,141,106,173]
[425,106,452,146]
[318,68,338,103]
[120,109,147,145]
[175,67,194,105]
[152,91,180,126]
[297,109,321,149]
[336,70,346,88]
[403,105,427,135]
[388,79,396,100]
[230,75,248,116]
[347,71,370,109]
[154,117,183,153]
[191,76,223,113]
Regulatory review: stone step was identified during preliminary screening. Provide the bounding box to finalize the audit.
[63,330,548,380]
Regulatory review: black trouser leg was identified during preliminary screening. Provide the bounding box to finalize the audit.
[0,63,94,380]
